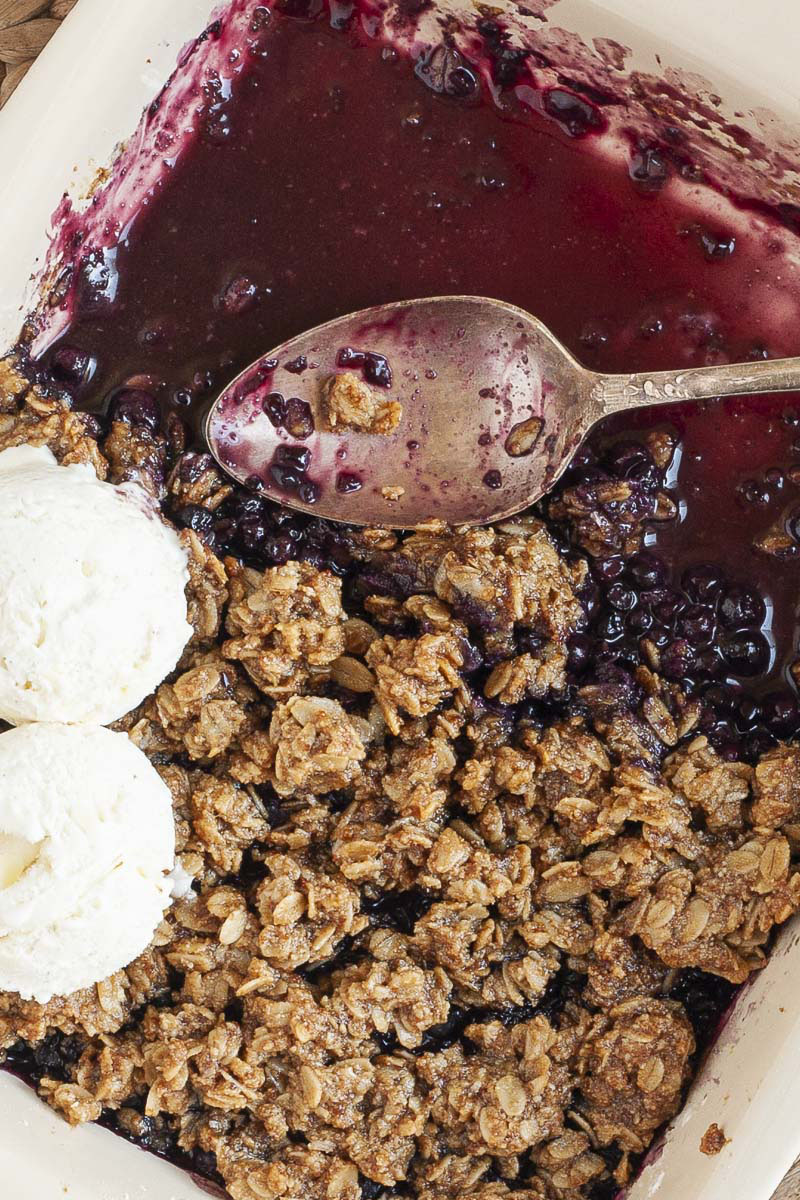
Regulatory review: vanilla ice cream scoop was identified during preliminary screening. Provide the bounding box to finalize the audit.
[0,722,176,1002]
[0,445,191,725]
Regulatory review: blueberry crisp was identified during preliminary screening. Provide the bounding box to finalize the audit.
[3,2,800,1199]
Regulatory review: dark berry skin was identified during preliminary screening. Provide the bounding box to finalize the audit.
[50,344,93,387]
[719,586,767,629]
[284,397,315,438]
[661,638,697,679]
[682,564,725,605]
[628,551,667,588]
[218,275,260,314]
[721,631,771,677]
[108,388,160,432]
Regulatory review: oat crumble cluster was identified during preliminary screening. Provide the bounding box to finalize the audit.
[2,369,800,1200]
[322,372,403,436]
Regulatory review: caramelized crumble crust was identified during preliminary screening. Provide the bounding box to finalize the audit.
[1,382,800,1200]
[699,1122,728,1156]
[322,372,403,435]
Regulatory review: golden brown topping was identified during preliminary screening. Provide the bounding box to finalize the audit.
[181,529,229,644]
[664,735,751,833]
[699,1122,729,1155]
[484,648,567,704]
[256,850,365,970]
[752,743,800,830]
[223,559,346,697]
[382,484,405,501]
[417,1017,573,1157]
[615,834,800,983]
[322,371,402,434]
[268,695,369,796]
[367,631,465,733]
[151,651,255,762]
[432,521,583,648]
[578,998,694,1151]
[0,392,106,476]
[189,773,270,875]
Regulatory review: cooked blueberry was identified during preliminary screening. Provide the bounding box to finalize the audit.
[219,274,260,314]
[721,630,771,676]
[654,594,685,625]
[50,344,93,386]
[566,633,592,674]
[337,346,366,368]
[596,610,625,641]
[627,608,653,634]
[627,551,667,589]
[762,693,800,733]
[629,145,670,190]
[447,64,478,96]
[681,564,725,604]
[299,481,320,504]
[592,555,625,582]
[364,352,392,388]
[719,586,766,629]
[175,504,214,534]
[735,695,761,730]
[606,440,660,489]
[265,534,295,564]
[239,514,269,551]
[740,479,770,506]
[787,506,800,543]
[743,729,776,761]
[264,391,287,426]
[661,638,697,679]
[677,603,715,643]
[336,471,363,493]
[81,414,104,440]
[274,443,311,471]
[285,397,315,438]
[606,583,636,611]
[109,388,160,431]
[702,682,738,713]
[694,646,722,676]
[543,87,604,137]
[284,354,308,374]
[270,463,301,491]
[697,228,736,260]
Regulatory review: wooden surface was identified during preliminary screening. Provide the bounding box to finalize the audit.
[774,1160,800,1199]
[0,0,75,106]
[1,0,799,1195]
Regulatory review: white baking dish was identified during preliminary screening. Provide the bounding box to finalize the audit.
[1,2,800,1197]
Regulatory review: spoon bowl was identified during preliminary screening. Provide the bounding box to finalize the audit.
[206,295,800,528]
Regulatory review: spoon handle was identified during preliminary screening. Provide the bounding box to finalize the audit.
[594,356,800,414]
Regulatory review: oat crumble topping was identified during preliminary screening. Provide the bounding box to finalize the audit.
[1,373,799,1200]
[323,372,403,436]
[699,1122,728,1156]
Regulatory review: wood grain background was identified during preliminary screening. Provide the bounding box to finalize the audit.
[0,0,76,105]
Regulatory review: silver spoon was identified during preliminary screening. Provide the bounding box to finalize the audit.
[205,295,800,528]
